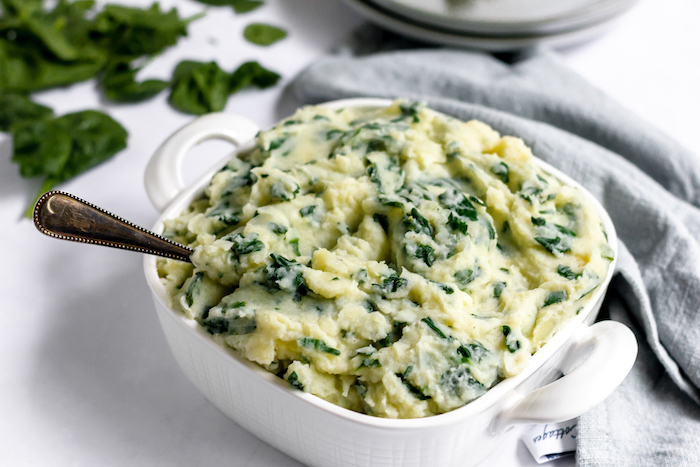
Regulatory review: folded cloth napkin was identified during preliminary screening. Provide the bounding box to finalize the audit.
[290,32,700,466]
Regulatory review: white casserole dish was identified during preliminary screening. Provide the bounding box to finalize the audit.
[143,98,637,467]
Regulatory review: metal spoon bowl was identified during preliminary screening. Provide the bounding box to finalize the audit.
[33,191,192,263]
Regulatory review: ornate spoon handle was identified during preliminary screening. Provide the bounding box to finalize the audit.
[33,191,193,263]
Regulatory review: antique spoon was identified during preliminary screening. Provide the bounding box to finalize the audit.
[33,191,193,263]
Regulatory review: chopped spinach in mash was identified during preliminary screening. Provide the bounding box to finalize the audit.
[158,100,612,418]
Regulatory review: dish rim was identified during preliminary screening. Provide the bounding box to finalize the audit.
[143,97,619,430]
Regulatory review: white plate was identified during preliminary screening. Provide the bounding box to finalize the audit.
[369,0,637,35]
[342,0,622,51]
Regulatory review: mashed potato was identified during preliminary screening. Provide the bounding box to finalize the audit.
[158,100,612,418]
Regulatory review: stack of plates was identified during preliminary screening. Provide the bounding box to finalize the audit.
[341,0,637,51]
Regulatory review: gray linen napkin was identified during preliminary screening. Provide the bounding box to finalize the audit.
[289,39,700,466]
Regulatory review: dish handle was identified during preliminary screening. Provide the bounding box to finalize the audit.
[493,320,637,431]
[144,113,260,212]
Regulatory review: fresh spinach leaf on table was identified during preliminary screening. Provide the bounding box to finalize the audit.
[243,23,287,46]
[169,60,280,115]
[11,110,128,216]
[0,94,54,131]
[169,61,232,115]
[229,61,280,92]
[91,3,198,57]
[193,0,264,13]
[100,59,169,103]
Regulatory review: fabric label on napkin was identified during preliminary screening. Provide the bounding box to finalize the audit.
[522,419,578,464]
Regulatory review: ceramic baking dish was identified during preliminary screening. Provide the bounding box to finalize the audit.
[143,98,637,467]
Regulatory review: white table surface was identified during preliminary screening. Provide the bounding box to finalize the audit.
[1,0,697,466]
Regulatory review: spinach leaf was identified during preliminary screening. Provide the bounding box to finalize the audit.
[535,236,570,255]
[300,205,316,217]
[431,281,454,295]
[454,267,480,285]
[502,325,521,353]
[202,316,256,335]
[11,118,72,180]
[229,61,281,93]
[375,321,406,349]
[402,207,432,236]
[224,232,264,257]
[441,366,485,398]
[557,265,581,280]
[531,216,546,226]
[269,180,299,201]
[422,317,448,339]
[493,281,506,299]
[268,222,288,235]
[100,59,169,103]
[299,337,340,356]
[439,189,478,222]
[206,200,240,225]
[0,39,105,94]
[413,244,435,267]
[398,367,431,400]
[12,110,127,207]
[374,274,407,295]
[259,253,308,301]
[287,371,304,390]
[398,101,421,123]
[168,60,231,115]
[0,94,54,131]
[243,23,287,46]
[92,3,196,57]
[373,213,389,233]
[457,342,488,364]
[192,0,264,13]
[543,290,568,307]
[447,212,468,234]
[357,358,381,369]
[491,162,509,184]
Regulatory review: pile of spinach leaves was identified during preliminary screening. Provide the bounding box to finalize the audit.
[0,0,282,216]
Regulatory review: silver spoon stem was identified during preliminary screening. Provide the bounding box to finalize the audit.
[33,191,193,263]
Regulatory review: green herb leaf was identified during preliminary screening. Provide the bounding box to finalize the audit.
[243,23,287,46]
[269,222,288,235]
[502,325,521,353]
[357,358,381,369]
[413,244,435,267]
[493,281,506,299]
[92,3,195,57]
[557,265,581,280]
[491,162,509,184]
[402,207,433,236]
[398,368,431,400]
[300,205,316,217]
[0,94,54,131]
[289,238,300,256]
[374,274,407,295]
[373,213,389,233]
[259,253,308,301]
[288,371,304,390]
[168,60,231,115]
[531,216,546,226]
[535,236,570,255]
[299,337,340,356]
[192,0,264,13]
[101,59,169,103]
[422,317,448,340]
[544,290,568,307]
[229,61,281,93]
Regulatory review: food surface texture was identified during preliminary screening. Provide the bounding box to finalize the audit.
[158,100,612,418]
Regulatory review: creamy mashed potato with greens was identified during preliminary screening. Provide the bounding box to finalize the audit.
[158,100,613,418]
